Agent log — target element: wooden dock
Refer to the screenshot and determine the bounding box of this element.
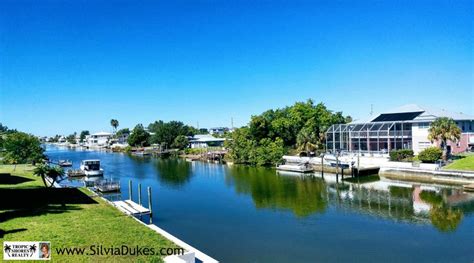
[113,200,151,216]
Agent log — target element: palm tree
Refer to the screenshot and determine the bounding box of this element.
[33,164,64,188]
[428,117,461,161]
[110,119,119,133]
[297,127,319,154]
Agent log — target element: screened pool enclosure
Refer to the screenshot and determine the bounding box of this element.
[325,121,413,154]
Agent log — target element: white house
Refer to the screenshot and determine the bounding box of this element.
[86,132,113,147]
[326,104,474,155]
[189,134,226,148]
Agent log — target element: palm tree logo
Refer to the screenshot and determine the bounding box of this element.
[29,244,37,256]
[4,244,11,257]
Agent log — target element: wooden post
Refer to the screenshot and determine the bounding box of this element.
[128,180,132,200]
[138,183,142,206]
[336,154,339,182]
[341,167,344,180]
[148,186,153,224]
[321,154,324,177]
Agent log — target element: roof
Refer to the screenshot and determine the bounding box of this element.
[352,104,474,124]
[91,131,113,136]
[190,134,225,143]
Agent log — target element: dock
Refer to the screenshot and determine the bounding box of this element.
[95,180,121,193]
[113,200,151,216]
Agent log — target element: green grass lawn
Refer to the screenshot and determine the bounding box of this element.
[443,155,474,171]
[0,165,178,262]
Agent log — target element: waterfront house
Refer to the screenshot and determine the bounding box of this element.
[325,104,474,155]
[189,134,226,148]
[86,131,113,147]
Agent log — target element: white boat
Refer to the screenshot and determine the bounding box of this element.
[58,159,73,167]
[276,163,314,173]
[80,159,104,177]
[324,154,354,168]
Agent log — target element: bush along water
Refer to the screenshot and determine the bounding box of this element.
[418,147,442,163]
[389,149,414,162]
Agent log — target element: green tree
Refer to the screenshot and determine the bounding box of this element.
[66,132,77,144]
[255,138,285,166]
[226,99,350,166]
[128,124,150,147]
[148,120,195,146]
[225,127,257,164]
[110,119,119,133]
[172,135,189,150]
[115,128,130,141]
[2,132,44,168]
[428,117,461,160]
[79,130,90,143]
[33,164,64,188]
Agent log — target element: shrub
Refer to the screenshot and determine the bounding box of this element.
[389,149,414,162]
[418,147,442,163]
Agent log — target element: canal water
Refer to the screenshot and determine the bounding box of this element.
[46,146,474,262]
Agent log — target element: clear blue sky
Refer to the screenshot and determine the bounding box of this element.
[1,0,472,136]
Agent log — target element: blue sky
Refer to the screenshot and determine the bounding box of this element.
[1,0,472,136]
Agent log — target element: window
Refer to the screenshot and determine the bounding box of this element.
[418,122,430,129]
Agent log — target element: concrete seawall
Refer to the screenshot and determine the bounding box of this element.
[380,168,474,185]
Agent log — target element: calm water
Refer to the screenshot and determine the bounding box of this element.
[46,146,474,262]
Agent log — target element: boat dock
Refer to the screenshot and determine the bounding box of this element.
[113,200,151,216]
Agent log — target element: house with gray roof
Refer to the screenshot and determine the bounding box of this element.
[326,104,474,155]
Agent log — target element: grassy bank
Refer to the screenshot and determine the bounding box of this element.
[0,165,177,262]
[444,155,474,171]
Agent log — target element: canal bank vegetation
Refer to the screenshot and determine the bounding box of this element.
[444,154,474,171]
[0,164,178,262]
[0,124,45,166]
[225,100,351,166]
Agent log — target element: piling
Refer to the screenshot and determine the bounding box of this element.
[138,183,142,206]
[148,187,153,224]
[320,154,324,178]
[128,180,132,200]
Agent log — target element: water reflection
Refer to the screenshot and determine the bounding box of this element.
[153,159,192,188]
[226,166,328,217]
[226,167,474,232]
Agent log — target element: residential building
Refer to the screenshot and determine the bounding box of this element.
[325,104,474,155]
[209,127,229,136]
[86,131,113,147]
[189,134,226,148]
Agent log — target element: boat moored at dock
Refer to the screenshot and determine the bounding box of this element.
[80,159,104,177]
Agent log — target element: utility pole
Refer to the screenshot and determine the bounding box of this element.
[370,104,374,116]
[231,117,234,129]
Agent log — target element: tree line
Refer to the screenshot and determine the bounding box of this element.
[225,99,351,166]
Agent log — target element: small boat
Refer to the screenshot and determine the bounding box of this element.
[132,151,151,156]
[58,160,73,167]
[277,163,313,173]
[67,169,86,177]
[324,154,354,168]
[80,159,104,177]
